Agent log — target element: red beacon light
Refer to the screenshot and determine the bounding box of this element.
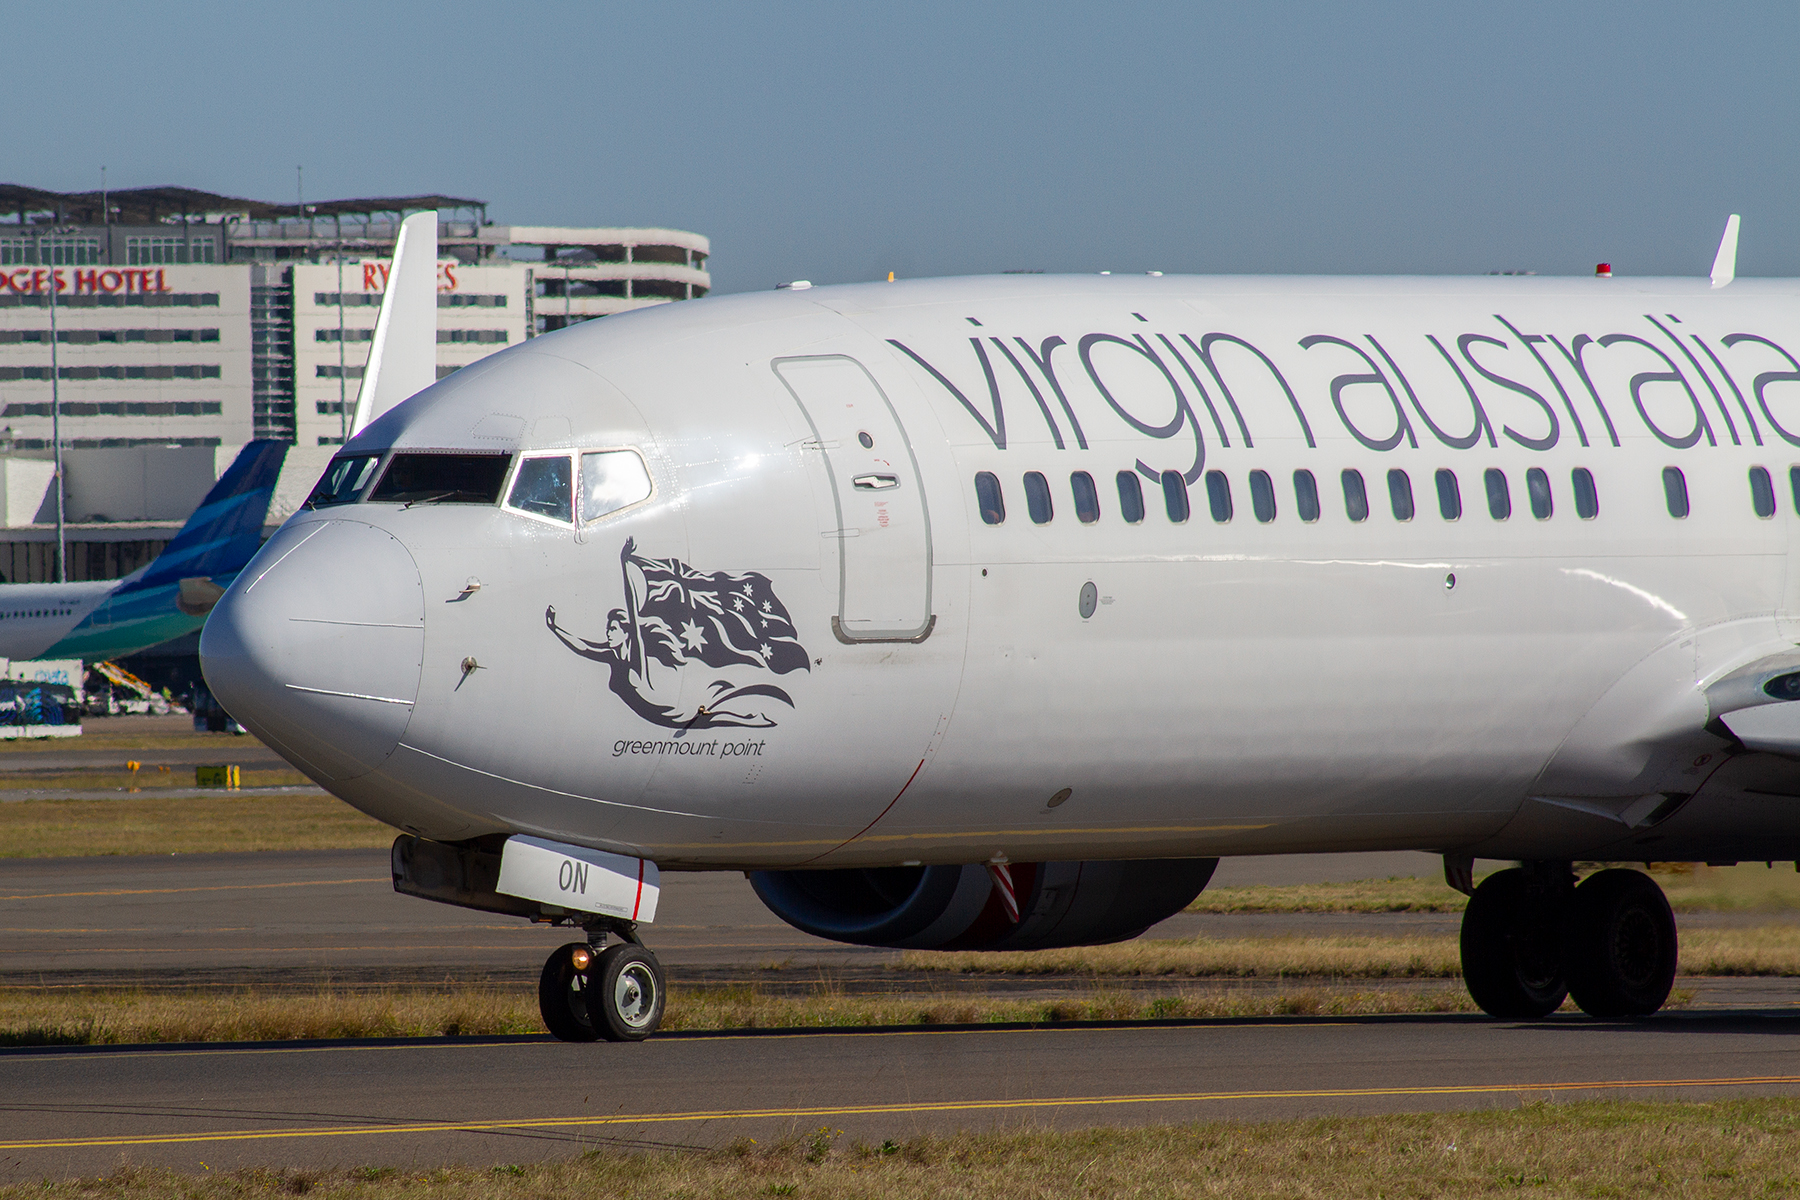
[1595,263,1613,277]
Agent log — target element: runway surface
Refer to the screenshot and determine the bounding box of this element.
[6,845,1800,1181]
[3,1011,1800,1178]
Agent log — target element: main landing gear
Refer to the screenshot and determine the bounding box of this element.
[538,920,667,1042]
[1460,863,1678,1020]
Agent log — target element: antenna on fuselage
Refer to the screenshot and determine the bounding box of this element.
[1710,214,1741,289]
[350,211,438,435]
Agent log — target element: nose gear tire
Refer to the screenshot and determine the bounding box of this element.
[539,942,602,1042]
[1460,868,1568,1019]
[1563,868,1677,1019]
[594,943,666,1042]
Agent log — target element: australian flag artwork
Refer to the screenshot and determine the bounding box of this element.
[547,538,811,733]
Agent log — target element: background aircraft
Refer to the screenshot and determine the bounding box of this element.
[0,439,288,664]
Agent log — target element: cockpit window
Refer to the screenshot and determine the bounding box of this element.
[580,450,653,523]
[305,454,381,509]
[507,455,574,522]
[368,453,512,505]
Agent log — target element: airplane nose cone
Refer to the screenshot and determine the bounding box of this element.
[201,519,424,783]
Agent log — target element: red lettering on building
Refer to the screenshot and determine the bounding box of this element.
[74,269,98,293]
[99,270,122,293]
[155,269,167,293]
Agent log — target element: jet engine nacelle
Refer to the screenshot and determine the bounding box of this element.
[749,858,1218,952]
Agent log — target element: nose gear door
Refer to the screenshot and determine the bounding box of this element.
[774,355,934,642]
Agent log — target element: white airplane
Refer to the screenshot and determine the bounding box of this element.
[202,218,1800,1041]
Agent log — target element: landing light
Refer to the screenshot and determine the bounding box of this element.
[570,946,593,971]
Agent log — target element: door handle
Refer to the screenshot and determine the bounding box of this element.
[852,474,899,490]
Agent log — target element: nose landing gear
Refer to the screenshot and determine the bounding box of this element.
[1459,863,1677,1020]
[539,923,667,1042]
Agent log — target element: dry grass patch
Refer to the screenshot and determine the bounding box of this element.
[906,927,1800,979]
[0,982,1479,1046]
[1192,863,1800,914]
[8,1100,1800,1197]
[0,793,392,858]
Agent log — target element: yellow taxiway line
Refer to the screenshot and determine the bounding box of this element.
[4,1074,1798,1151]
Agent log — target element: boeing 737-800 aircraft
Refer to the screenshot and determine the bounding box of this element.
[0,440,286,663]
[202,239,1800,1041]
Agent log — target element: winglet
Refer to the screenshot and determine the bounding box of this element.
[350,211,438,434]
[1710,214,1740,289]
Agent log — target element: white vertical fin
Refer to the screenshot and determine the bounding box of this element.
[350,212,438,435]
[1710,214,1740,289]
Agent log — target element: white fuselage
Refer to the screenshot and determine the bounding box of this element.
[201,274,1800,870]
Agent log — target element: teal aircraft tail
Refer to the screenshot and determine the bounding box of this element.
[45,441,290,660]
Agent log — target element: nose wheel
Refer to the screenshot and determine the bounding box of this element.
[539,939,667,1042]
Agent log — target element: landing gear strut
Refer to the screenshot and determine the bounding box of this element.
[1459,863,1677,1020]
[538,922,666,1042]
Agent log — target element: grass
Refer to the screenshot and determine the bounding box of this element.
[1192,863,1800,914]
[905,926,1800,979]
[0,792,393,857]
[9,1100,1800,1197]
[0,767,313,791]
[0,982,1482,1046]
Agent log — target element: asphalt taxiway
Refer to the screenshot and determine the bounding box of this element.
[6,847,1800,1180]
[3,1010,1800,1178]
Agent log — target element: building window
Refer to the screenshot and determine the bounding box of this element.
[1663,466,1689,519]
[0,237,101,265]
[1435,469,1461,520]
[1750,467,1776,518]
[316,328,375,342]
[1387,469,1414,521]
[438,329,509,344]
[1293,470,1320,522]
[1573,468,1599,519]
[126,236,215,265]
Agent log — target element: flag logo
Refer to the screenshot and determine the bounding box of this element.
[547,538,810,734]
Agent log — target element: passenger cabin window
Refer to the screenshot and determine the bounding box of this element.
[1116,471,1145,524]
[507,454,574,523]
[1205,470,1232,522]
[1663,466,1689,518]
[306,453,380,508]
[1341,469,1368,523]
[1435,469,1461,520]
[1750,467,1777,519]
[1161,470,1189,523]
[1387,469,1414,521]
[369,452,511,505]
[1572,468,1599,519]
[1249,469,1277,523]
[1293,470,1320,522]
[580,450,653,524]
[1484,468,1511,520]
[1526,467,1553,520]
[1790,467,1800,516]
[974,472,1005,525]
[1023,471,1053,524]
[1070,471,1101,524]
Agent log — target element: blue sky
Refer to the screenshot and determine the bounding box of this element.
[13,2,1797,291]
